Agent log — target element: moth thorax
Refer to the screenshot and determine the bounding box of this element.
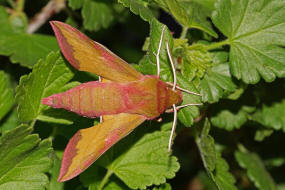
[166,88,183,108]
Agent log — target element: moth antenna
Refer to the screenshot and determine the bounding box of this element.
[176,103,203,110]
[156,26,166,77]
[166,42,177,90]
[166,82,202,96]
[168,104,177,152]
[99,76,103,123]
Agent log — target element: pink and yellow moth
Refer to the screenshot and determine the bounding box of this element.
[42,21,201,182]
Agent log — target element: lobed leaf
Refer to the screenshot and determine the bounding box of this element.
[179,1,217,37]
[96,122,180,189]
[212,0,285,84]
[118,0,154,22]
[15,51,74,123]
[211,103,255,131]
[177,74,201,127]
[214,153,237,190]
[0,109,20,133]
[196,119,237,190]
[200,63,236,103]
[196,119,216,172]
[0,125,52,189]
[148,19,173,81]
[0,7,59,68]
[82,0,114,31]
[0,71,14,121]
[235,150,276,190]
[252,99,285,132]
[46,153,64,190]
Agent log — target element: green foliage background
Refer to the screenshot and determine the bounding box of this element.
[0,0,285,189]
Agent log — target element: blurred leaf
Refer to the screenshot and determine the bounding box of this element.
[96,122,180,189]
[214,153,237,190]
[211,104,255,131]
[15,52,74,123]
[0,7,59,68]
[212,0,285,84]
[82,0,114,31]
[254,128,274,142]
[196,120,237,190]
[118,0,154,22]
[252,99,285,132]
[47,153,64,190]
[196,119,216,172]
[68,0,83,9]
[235,150,276,190]
[0,109,19,133]
[0,125,52,189]
[0,71,14,120]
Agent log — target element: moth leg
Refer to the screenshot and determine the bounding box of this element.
[166,82,202,96]
[156,26,166,77]
[168,104,177,152]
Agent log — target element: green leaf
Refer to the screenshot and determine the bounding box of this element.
[80,165,129,190]
[15,51,74,123]
[165,0,188,26]
[235,150,276,190]
[0,71,14,121]
[211,104,255,131]
[46,153,64,190]
[82,0,114,31]
[196,119,216,172]
[153,183,172,190]
[254,128,274,142]
[118,0,154,22]
[0,109,20,133]
[180,1,217,37]
[212,0,285,84]
[97,122,180,189]
[0,125,52,189]
[196,119,237,190]
[148,19,173,81]
[177,74,201,127]
[214,153,237,190]
[68,0,83,10]
[0,7,59,68]
[200,63,237,103]
[252,99,285,132]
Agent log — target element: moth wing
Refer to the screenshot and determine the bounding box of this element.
[50,21,143,82]
[58,113,146,182]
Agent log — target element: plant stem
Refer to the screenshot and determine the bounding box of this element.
[179,26,189,39]
[15,0,25,12]
[30,119,37,128]
[205,39,230,50]
[98,169,113,190]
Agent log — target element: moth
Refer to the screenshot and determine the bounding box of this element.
[42,21,201,182]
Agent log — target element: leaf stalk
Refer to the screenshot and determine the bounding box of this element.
[98,169,113,190]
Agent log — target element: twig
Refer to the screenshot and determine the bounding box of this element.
[27,0,66,33]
